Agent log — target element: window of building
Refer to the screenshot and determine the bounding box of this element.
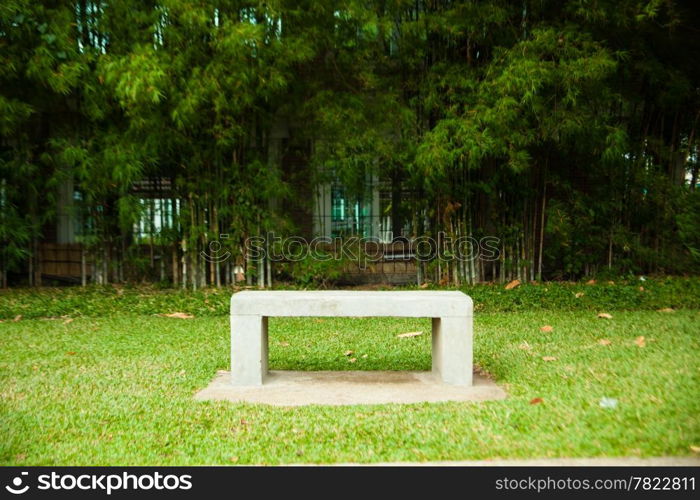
[330,184,372,238]
[133,198,179,241]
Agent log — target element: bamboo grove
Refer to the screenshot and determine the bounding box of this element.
[1,0,699,288]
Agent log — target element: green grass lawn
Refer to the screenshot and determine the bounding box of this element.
[1,308,699,465]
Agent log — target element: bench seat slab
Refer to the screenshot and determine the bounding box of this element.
[230,291,473,386]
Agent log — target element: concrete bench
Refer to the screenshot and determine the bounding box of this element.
[230,291,473,386]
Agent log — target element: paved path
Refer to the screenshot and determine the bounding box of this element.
[197,370,504,406]
[337,457,700,466]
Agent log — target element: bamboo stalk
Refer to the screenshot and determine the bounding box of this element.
[537,182,546,281]
[81,245,87,286]
[181,239,187,290]
[172,244,178,286]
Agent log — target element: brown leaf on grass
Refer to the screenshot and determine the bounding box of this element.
[397,331,423,338]
[518,342,532,351]
[542,356,557,362]
[504,279,521,290]
[597,313,613,319]
[230,456,239,463]
[657,308,675,313]
[162,312,194,319]
[348,357,357,363]
[63,318,74,324]
[575,292,585,298]
[586,279,596,285]
[634,336,646,348]
[540,325,553,333]
[279,341,290,347]
[598,339,612,346]
[66,351,76,356]
[13,315,22,322]
[420,282,429,289]
[343,350,354,356]
[529,397,544,405]
[639,286,645,291]
[690,446,700,454]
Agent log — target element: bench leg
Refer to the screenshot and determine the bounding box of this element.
[231,315,268,386]
[432,316,472,386]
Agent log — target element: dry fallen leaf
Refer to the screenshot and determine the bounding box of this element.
[657,308,675,313]
[635,336,646,348]
[343,350,354,356]
[13,315,22,322]
[162,312,194,319]
[586,279,596,285]
[348,357,357,363]
[690,445,700,454]
[361,354,368,359]
[639,286,645,291]
[575,292,585,298]
[542,356,557,362]
[530,397,544,405]
[598,313,613,319]
[540,325,553,333]
[63,318,74,324]
[279,341,290,347]
[420,282,429,289]
[518,342,532,351]
[230,456,239,463]
[505,279,521,290]
[66,351,76,356]
[598,339,612,346]
[397,331,423,338]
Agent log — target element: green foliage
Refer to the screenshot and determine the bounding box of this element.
[461,277,700,313]
[0,185,31,274]
[281,251,346,287]
[1,277,698,319]
[677,191,700,263]
[1,0,698,286]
